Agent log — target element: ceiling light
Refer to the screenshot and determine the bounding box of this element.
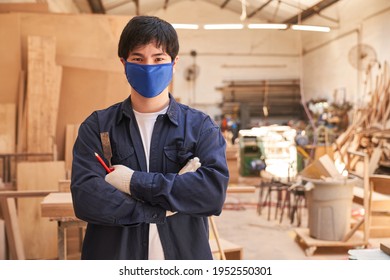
[248,23,288,30]
[171,24,199,30]
[203,24,244,30]
[291,25,331,32]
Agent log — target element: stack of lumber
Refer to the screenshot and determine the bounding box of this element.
[333,61,390,175]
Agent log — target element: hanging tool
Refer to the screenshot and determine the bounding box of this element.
[100,132,113,168]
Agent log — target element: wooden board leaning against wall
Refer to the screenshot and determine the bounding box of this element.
[19,12,131,162]
[17,161,65,260]
[0,12,138,259]
[0,12,132,162]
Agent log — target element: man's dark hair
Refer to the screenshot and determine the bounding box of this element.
[118,16,179,61]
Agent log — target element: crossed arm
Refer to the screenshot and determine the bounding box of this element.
[105,157,201,195]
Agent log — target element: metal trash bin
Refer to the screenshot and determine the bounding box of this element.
[303,176,358,241]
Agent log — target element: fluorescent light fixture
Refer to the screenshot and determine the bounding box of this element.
[171,24,199,30]
[248,23,288,30]
[203,24,244,30]
[291,25,331,32]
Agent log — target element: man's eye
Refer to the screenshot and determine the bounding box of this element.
[131,58,142,62]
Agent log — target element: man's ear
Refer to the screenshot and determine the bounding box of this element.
[173,56,179,74]
[120,57,126,66]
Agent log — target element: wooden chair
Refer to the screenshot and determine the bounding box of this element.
[367,175,390,238]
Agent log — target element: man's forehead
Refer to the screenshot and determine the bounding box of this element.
[131,41,167,53]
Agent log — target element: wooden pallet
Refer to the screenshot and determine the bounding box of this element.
[294,228,368,256]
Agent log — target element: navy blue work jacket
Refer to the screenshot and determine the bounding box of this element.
[71,95,229,260]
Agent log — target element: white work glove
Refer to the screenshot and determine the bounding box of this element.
[178,157,201,175]
[105,164,134,195]
[167,157,201,217]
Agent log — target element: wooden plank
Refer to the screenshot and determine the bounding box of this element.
[380,242,390,256]
[0,104,16,154]
[17,161,65,259]
[369,147,383,175]
[294,228,367,256]
[0,190,56,198]
[0,197,25,259]
[0,13,21,104]
[0,219,5,259]
[342,218,364,242]
[210,238,243,260]
[299,154,342,180]
[41,192,75,218]
[26,36,62,157]
[227,186,256,193]
[370,174,390,195]
[58,179,71,192]
[16,70,27,154]
[353,186,390,206]
[209,216,226,260]
[0,3,49,13]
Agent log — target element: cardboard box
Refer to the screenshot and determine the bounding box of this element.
[299,154,341,180]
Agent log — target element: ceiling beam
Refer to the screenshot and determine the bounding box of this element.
[283,0,340,24]
[87,0,105,13]
[247,0,273,19]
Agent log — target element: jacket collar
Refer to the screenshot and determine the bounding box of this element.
[117,93,179,126]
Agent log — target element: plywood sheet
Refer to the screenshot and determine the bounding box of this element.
[0,219,5,259]
[26,36,62,155]
[17,13,130,160]
[0,104,16,154]
[56,68,128,161]
[17,161,65,259]
[0,14,21,104]
[0,3,48,13]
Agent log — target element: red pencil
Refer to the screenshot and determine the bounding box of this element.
[94,152,114,173]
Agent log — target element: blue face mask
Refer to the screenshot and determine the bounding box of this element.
[124,61,174,98]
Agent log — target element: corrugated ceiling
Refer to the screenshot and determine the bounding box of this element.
[75,0,339,24]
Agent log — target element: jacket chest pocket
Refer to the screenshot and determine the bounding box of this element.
[163,144,195,173]
[111,146,135,167]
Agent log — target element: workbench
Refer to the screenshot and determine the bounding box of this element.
[40,192,86,260]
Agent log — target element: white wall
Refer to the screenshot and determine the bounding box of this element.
[150,0,390,120]
[154,1,302,118]
[301,0,390,107]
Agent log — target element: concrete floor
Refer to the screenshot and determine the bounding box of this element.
[213,185,390,260]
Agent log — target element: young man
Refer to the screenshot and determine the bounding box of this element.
[71,15,229,260]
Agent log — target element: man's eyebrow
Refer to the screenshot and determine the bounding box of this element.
[152,52,167,56]
[128,52,144,57]
[128,52,167,57]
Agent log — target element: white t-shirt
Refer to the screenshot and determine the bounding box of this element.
[133,106,168,260]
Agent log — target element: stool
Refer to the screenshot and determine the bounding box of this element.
[279,186,292,224]
[288,185,306,226]
[259,180,291,222]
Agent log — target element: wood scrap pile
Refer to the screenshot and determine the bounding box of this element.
[333,61,390,175]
